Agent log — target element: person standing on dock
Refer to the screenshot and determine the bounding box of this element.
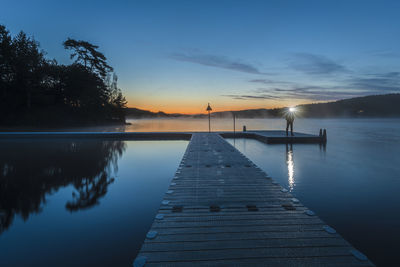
[285,107,296,136]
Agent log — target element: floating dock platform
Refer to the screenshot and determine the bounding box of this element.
[134,133,372,266]
[0,130,325,144]
[221,130,325,144]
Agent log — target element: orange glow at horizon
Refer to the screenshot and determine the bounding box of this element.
[126,96,320,114]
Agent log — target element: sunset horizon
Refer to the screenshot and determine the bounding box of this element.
[128,98,328,114]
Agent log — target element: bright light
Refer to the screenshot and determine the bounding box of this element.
[289,107,296,112]
[287,149,294,191]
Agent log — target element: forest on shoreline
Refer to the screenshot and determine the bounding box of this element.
[0,25,127,127]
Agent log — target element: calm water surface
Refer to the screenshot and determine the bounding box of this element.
[0,140,187,266]
[1,118,399,266]
[227,118,400,266]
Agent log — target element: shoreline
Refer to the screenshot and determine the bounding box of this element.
[0,121,131,132]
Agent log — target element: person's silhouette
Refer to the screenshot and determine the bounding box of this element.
[285,110,295,136]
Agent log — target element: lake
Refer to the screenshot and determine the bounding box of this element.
[1,117,399,266]
[0,139,188,266]
[226,118,400,266]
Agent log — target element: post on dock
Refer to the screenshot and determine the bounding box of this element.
[322,129,327,143]
[233,112,236,137]
[206,103,212,133]
[243,125,247,132]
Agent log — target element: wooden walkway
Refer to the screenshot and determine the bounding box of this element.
[0,130,324,144]
[134,133,372,266]
[221,130,325,144]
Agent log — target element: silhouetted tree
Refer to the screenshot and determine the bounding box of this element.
[0,25,14,119]
[63,38,113,79]
[0,27,48,124]
[12,31,46,109]
[108,73,127,122]
[0,24,127,126]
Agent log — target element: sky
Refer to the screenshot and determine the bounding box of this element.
[1,0,400,113]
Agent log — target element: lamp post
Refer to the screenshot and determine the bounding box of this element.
[206,103,212,133]
[233,112,236,136]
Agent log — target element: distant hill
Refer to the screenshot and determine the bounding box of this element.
[213,94,400,118]
[297,94,400,118]
[125,108,188,118]
[127,94,400,119]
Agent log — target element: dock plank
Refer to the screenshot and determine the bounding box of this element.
[144,256,371,267]
[140,237,350,252]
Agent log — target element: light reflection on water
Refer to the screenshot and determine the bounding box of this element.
[226,117,400,266]
[286,144,295,191]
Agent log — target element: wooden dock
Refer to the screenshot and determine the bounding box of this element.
[0,130,324,144]
[134,133,372,266]
[221,130,325,144]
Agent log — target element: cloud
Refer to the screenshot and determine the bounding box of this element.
[379,72,400,78]
[171,52,266,74]
[238,86,357,101]
[224,74,400,102]
[221,94,281,100]
[260,86,360,100]
[368,50,400,58]
[249,79,293,85]
[348,72,400,92]
[289,53,348,75]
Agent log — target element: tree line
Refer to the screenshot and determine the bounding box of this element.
[0,25,127,126]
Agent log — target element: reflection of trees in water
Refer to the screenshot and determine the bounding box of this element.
[0,140,126,234]
[66,172,115,212]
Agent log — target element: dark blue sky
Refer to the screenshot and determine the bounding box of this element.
[2,0,400,112]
